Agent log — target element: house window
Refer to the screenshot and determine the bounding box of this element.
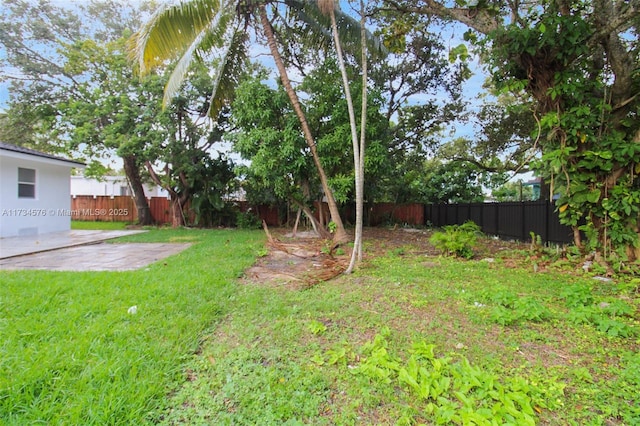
[119,186,130,196]
[18,167,36,198]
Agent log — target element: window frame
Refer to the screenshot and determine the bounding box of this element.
[17,167,36,199]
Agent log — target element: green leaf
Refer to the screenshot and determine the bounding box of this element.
[586,190,601,203]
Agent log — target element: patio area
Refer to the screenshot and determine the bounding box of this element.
[0,230,191,271]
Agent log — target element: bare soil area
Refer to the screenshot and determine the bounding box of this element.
[243,227,528,288]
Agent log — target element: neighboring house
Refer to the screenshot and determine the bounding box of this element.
[0,142,85,238]
[70,175,168,198]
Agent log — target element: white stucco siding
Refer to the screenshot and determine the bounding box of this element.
[0,151,78,238]
[70,175,129,196]
[70,176,169,198]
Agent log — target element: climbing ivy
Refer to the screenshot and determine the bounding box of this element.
[483,0,640,263]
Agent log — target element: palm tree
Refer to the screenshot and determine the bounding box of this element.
[129,0,366,244]
[318,0,369,271]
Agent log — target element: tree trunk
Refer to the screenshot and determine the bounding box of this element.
[122,154,153,225]
[170,193,189,228]
[171,197,183,228]
[292,200,332,239]
[258,4,349,246]
[324,2,365,272]
[356,0,368,264]
[144,160,190,228]
[292,207,302,237]
[321,0,368,272]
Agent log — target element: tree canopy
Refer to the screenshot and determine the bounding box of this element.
[0,0,237,226]
[380,0,640,262]
[3,0,638,262]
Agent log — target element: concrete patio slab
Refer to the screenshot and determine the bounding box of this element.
[0,242,192,271]
[0,230,146,259]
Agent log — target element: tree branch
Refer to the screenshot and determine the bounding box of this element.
[145,160,177,198]
[449,156,527,174]
[380,0,499,34]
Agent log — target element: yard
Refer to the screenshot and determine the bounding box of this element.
[1,226,638,425]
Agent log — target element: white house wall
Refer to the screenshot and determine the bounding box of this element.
[0,154,75,238]
[70,176,169,198]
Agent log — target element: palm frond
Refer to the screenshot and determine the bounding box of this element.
[284,0,386,59]
[162,5,239,108]
[129,0,237,74]
[162,26,211,108]
[206,29,249,118]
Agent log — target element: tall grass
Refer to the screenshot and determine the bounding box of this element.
[0,228,263,425]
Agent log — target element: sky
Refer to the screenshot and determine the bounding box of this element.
[0,0,493,170]
[0,89,7,111]
[0,48,8,111]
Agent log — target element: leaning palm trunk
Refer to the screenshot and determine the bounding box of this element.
[130,0,361,245]
[258,4,349,245]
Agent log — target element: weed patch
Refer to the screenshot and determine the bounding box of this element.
[313,328,565,425]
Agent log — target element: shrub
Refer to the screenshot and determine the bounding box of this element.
[236,210,262,229]
[430,221,481,259]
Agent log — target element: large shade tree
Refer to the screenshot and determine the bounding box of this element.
[381,0,640,263]
[141,62,236,228]
[0,0,160,225]
[129,0,375,245]
[61,35,166,225]
[232,61,391,235]
[231,73,332,237]
[2,0,239,227]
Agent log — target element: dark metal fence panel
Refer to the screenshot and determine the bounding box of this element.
[424,201,576,245]
[523,201,548,242]
[546,203,575,244]
[436,204,447,226]
[497,202,525,240]
[457,204,471,224]
[482,203,499,235]
[469,203,484,228]
[446,205,458,226]
[426,204,444,227]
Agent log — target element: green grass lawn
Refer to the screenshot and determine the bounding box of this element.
[1,229,639,425]
[0,228,264,425]
[71,220,130,230]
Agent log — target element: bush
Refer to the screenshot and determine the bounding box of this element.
[236,210,262,229]
[430,221,481,259]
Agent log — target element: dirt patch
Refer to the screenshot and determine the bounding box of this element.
[242,232,348,289]
[242,227,528,288]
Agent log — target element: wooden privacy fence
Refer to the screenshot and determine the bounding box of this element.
[339,203,425,226]
[71,196,184,224]
[70,196,281,226]
[424,201,575,244]
[368,203,424,226]
[71,195,137,222]
[70,196,573,244]
[70,196,424,227]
